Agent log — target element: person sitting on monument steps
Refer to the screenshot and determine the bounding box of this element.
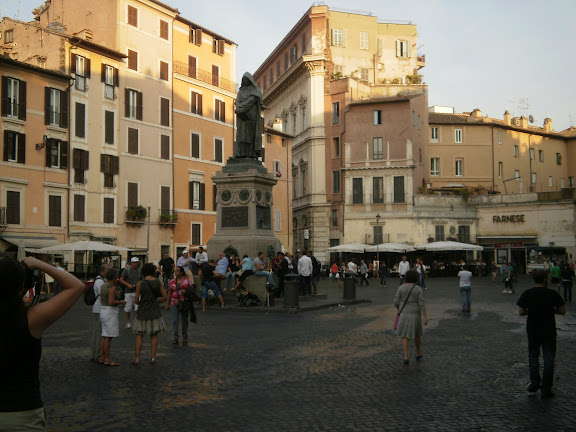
[199,259,225,311]
[234,72,262,158]
[213,251,229,283]
[234,255,253,291]
[253,252,275,290]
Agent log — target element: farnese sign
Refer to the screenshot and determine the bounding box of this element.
[493,215,525,223]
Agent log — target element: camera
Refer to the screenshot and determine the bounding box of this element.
[23,262,43,305]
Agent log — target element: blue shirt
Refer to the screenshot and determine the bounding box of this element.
[215,257,229,275]
[241,257,253,271]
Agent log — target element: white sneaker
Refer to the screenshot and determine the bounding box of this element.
[125,323,132,329]
[501,290,508,293]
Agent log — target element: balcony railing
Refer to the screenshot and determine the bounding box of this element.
[125,206,147,225]
[173,61,238,93]
[158,209,178,226]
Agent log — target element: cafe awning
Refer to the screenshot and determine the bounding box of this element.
[0,234,60,251]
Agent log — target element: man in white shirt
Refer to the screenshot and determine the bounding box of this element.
[298,251,313,295]
[195,247,208,265]
[90,264,109,363]
[398,256,410,285]
[347,259,357,274]
[177,250,195,279]
[458,265,473,312]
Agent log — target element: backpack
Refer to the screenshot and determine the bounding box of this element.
[84,276,103,305]
[312,257,321,276]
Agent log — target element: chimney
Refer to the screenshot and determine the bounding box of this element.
[272,117,282,132]
[503,110,511,125]
[520,115,528,129]
[470,108,482,118]
[543,118,552,132]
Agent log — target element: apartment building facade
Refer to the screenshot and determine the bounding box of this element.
[253,5,426,261]
[428,108,576,194]
[0,56,70,256]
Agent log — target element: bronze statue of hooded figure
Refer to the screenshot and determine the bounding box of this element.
[234,72,263,159]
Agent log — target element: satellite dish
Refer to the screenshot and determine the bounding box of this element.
[528,115,534,123]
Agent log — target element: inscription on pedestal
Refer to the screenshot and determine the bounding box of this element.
[256,206,271,230]
[222,206,249,228]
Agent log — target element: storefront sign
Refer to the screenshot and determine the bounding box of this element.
[494,243,524,248]
[492,215,525,223]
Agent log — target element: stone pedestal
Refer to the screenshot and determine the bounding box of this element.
[206,158,282,260]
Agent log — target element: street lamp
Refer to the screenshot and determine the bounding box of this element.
[375,213,381,273]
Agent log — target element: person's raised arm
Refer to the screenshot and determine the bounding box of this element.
[158,280,167,303]
[24,257,85,338]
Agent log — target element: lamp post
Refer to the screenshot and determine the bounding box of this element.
[375,213,381,272]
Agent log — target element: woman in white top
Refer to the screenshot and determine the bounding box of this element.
[457,265,473,312]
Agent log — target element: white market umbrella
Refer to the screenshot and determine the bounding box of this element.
[35,240,132,254]
[326,242,370,253]
[414,241,483,251]
[365,242,415,253]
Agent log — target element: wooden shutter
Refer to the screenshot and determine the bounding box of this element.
[198,93,203,116]
[49,195,61,226]
[103,197,114,223]
[136,91,143,120]
[393,176,405,203]
[112,156,119,174]
[212,65,219,86]
[160,20,168,39]
[160,61,168,81]
[215,138,222,162]
[189,28,194,43]
[85,58,91,78]
[75,103,85,138]
[60,90,68,128]
[191,133,199,158]
[105,111,114,144]
[127,182,138,208]
[128,50,137,70]
[191,224,200,245]
[190,91,196,114]
[160,98,169,126]
[124,88,130,117]
[73,148,82,169]
[74,194,85,222]
[396,40,401,57]
[218,39,225,56]
[100,154,106,173]
[113,68,119,87]
[17,133,25,164]
[3,131,9,161]
[1,76,8,117]
[160,135,170,160]
[83,149,89,170]
[44,87,51,124]
[18,80,26,120]
[199,183,205,210]
[45,140,52,167]
[101,64,106,82]
[60,141,68,169]
[161,186,170,211]
[195,29,202,46]
[188,56,196,79]
[221,101,225,123]
[128,128,138,154]
[70,53,77,73]
[188,181,194,210]
[6,191,20,224]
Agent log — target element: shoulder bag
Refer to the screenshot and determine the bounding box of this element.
[394,284,417,330]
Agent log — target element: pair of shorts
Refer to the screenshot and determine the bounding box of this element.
[123,293,139,312]
[201,281,221,298]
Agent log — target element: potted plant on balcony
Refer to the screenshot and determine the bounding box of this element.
[133,205,147,222]
[171,213,179,222]
[160,212,171,223]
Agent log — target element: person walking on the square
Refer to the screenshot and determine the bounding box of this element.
[89,264,109,363]
[379,261,388,287]
[517,270,566,398]
[457,265,473,312]
[330,262,339,283]
[561,264,574,302]
[298,251,313,295]
[398,256,410,285]
[308,251,321,294]
[119,257,142,329]
[359,260,369,286]
[550,261,562,292]
[166,266,192,345]
[158,252,175,290]
[100,268,126,366]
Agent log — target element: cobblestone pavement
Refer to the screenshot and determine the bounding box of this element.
[40,275,576,431]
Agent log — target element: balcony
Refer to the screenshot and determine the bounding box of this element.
[173,61,238,93]
[158,209,178,227]
[125,206,147,225]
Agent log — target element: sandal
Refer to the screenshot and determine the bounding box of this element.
[150,358,156,365]
[104,361,120,367]
[131,359,140,366]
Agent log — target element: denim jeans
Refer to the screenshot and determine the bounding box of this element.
[528,333,557,391]
[563,280,572,302]
[225,271,237,289]
[299,275,311,295]
[380,273,387,286]
[254,270,275,287]
[170,304,188,342]
[419,273,426,289]
[459,286,471,311]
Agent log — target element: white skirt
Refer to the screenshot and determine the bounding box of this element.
[100,306,120,338]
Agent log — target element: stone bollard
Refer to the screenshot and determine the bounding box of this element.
[283,273,299,308]
[343,271,357,300]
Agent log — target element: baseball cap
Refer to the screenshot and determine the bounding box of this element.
[131,257,139,263]
[182,250,188,254]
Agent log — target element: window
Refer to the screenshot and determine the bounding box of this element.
[128,128,138,154]
[190,91,202,115]
[46,139,68,169]
[455,159,463,176]
[514,145,519,157]
[430,158,440,176]
[214,99,225,122]
[284,52,288,71]
[454,128,462,143]
[435,225,445,241]
[6,190,20,224]
[532,173,537,184]
[160,97,170,126]
[160,20,169,40]
[412,110,416,126]
[191,223,201,245]
[373,177,384,203]
[373,137,383,160]
[498,130,502,144]
[127,5,138,26]
[333,137,340,156]
[352,178,363,204]
[290,44,297,64]
[515,170,520,178]
[529,148,534,160]
[2,76,26,120]
[556,153,562,165]
[302,33,306,54]
[160,61,169,81]
[3,130,25,163]
[275,209,282,232]
[160,135,170,160]
[373,110,382,125]
[396,40,409,57]
[105,111,114,144]
[431,127,438,143]
[418,115,421,130]
[103,197,115,223]
[561,178,565,188]
[498,162,503,179]
[458,226,470,243]
[213,39,225,56]
[48,195,61,227]
[276,61,280,78]
[127,50,138,71]
[75,103,85,138]
[331,29,346,47]
[548,176,553,187]
[569,177,575,188]
[360,31,369,50]
[269,69,273,84]
[127,182,139,209]
[102,65,118,100]
[100,154,119,188]
[189,181,205,210]
[374,225,383,244]
[359,67,368,81]
[187,56,197,79]
[189,28,202,46]
[393,176,405,203]
[301,107,306,130]
[263,77,267,91]
[73,194,85,222]
[301,168,306,195]
[331,210,338,227]
[539,150,544,162]
[73,148,89,183]
[292,112,297,135]
[191,132,200,158]
[4,29,14,43]
[161,186,170,212]
[332,102,339,124]
[332,171,340,193]
[214,138,223,163]
[125,89,142,120]
[71,54,90,91]
[45,87,67,128]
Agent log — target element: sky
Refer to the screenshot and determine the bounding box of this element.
[3,0,575,131]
